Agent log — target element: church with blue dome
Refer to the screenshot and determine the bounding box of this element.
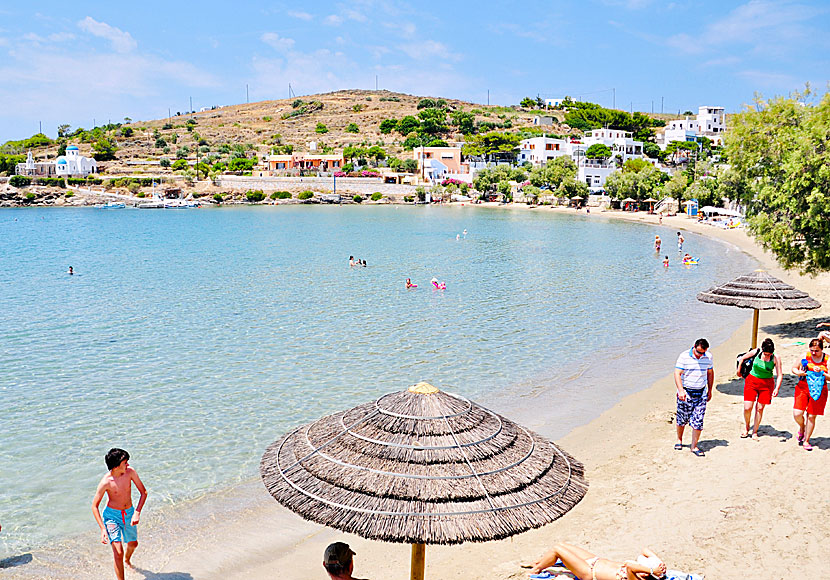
[16,145,98,178]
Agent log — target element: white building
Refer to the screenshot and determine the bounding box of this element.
[55,146,98,177]
[15,151,57,177]
[581,129,643,162]
[518,137,570,165]
[544,98,565,108]
[697,106,726,135]
[660,118,700,148]
[658,106,727,149]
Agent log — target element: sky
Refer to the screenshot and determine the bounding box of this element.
[1,0,828,142]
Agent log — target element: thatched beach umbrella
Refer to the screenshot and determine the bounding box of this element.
[697,270,821,348]
[261,382,587,580]
[644,197,658,213]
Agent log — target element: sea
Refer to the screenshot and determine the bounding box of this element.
[0,205,757,559]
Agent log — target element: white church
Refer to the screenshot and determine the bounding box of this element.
[16,145,98,178]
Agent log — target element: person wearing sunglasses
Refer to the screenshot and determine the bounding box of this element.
[674,338,714,456]
[792,338,829,451]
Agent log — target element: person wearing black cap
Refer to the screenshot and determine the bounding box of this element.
[323,542,366,580]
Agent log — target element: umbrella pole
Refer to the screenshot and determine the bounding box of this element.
[751,309,759,349]
[410,543,426,580]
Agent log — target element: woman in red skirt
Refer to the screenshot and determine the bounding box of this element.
[792,338,830,451]
[737,338,782,440]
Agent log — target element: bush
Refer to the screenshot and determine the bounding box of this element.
[403,196,413,203]
[352,104,365,113]
[246,189,265,202]
[65,191,74,198]
[342,163,354,173]
[159,157,171,168]
[136,192,146,198]
[127,183,141,194]
[272,191,292,199]
[155,137,166,148]
[315,122,329,134]
[263,116,272,122]
[371,192,382,201]
[345,123,359,133]
[353,195,363,203]
[9,175,31,187]
[417,98,436,109]
[162,122,173,130]
[176,146,190,159]
[25,192,36,201]
[297,190,314,200]
[292,99,304,109]
[172,159,188,171]
[213,193,224,203]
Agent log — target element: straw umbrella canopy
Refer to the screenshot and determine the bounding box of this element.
[643,197,658,212]
[697,270,821,348]
[261,382,587,580]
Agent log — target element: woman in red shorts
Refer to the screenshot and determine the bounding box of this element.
[792,338,830,451]
[737,338,782,440]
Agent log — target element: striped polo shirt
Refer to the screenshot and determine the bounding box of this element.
[676,348,713,391]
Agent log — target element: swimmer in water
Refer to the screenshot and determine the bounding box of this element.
[406,278,417,289]
[654,235,661,252]
[431,277,446,290]
[663,256,669,267]
[68,266,74,275]
[349,256,356,267]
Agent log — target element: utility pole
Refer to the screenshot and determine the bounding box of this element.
[612,88,615,109]
[375,75,378,90]
[168,108,171,123]
[651,100,654,114]
[661,97,664,115]
[246,84,249,103]
[487,89,489,106]
[630,102,633,115]
[189,97,193,119]
[39,121,42,135]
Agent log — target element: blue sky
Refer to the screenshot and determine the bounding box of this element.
[1,0,828,142]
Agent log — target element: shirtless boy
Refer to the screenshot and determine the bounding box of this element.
[92,448,148,580]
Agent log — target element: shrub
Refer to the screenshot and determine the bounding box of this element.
[345,123,359,133]
[172,159,188,171]
[379,118,398,134]
[155,137,166,148]
[136,192,146,198]
[127,183,141,194]
[342,163,354,173]
[273,191,292,199]
[213,193,224,203]
[371,192,382,201]
[353,195,363,203]
[176,146,190,159]
[315,122,329,134]
[159,157,171,168]
[246,189,265,202]
[352,104,365,113]
[263,116,272,122]
[417,98,436,109]
[297,190,314,200]
[292,99,304,109]
[403,196,413,203]
[65,191,74,198]
[9,175,31,187]
[162,122,173,130]
[25,192,36,201]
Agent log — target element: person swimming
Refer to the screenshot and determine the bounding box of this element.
[431,277,446,290]
[654,235,661,252]
[68,266,74,275]
[663,256,669,267]
[406,278,417,289]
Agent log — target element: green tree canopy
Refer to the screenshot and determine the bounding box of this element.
[585,144,612,160]
[725,90,830,271]
[528,156,577,189]
[604,165,668,200]
[379,118,398,134]
[397,115,420,135]
[92,137,118,161]
[461,131,520,160]
[417,108,447,135]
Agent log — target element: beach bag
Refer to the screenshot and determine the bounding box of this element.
[736,350,756,378]
[806,370,825,401]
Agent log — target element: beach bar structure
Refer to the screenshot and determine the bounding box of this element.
[261,382,587,580]
[697,270,821,348]
[264,153,344,172]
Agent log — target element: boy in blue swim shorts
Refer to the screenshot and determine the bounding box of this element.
[92,448,148,580]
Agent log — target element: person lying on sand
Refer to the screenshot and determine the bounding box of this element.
[528,542,667,580]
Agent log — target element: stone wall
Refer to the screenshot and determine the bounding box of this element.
[215,176,418,197]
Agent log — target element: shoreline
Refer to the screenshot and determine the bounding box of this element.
[4,209,828,580]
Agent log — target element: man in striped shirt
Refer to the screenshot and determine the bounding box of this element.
[674,338,714,456]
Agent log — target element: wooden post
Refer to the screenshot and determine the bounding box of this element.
[410,543,426,580]
[751,309,759,349]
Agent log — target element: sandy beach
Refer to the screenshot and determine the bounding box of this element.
[4,209,828,580]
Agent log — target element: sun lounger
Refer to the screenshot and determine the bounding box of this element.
[666,570,704,580]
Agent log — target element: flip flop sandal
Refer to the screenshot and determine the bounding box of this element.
[740,432,750,439]
[691,448,705,457]
[674,443,683,450]
[803,443,814,451]
[797,430,805,444]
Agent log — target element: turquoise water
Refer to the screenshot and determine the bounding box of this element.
[0,206,755,557]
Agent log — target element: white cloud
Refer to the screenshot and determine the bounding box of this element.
[261,32,295,52]
[399,40,455,61]
[325,14,343,26]
[287,10,313,21]
[22,32,75,44]
[77,17,136,53]
[737,69,799,89]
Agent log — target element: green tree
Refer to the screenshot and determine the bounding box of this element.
[379,118,398,134]
[585,144,612,160]
[417,98,436,109]
[725,89,830,271]
[461,131,520,161]
[557,177,589,199]
[528,156,577,189]
[450,110,475,134]
[57,124,71,138]
[520,97,537,108]
[366,145,386,165]
[345,123,359,133]
[172,159,188,171]
[92,137,118,161]
[159,157,171,168]
[604,165,668,200]
[664,141,698,165]
[417,108,447,135]
[396,115,420,135]
[315,122,328,134]
[622,158,651,173]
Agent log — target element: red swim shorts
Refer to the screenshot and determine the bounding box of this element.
[794,381,828,416]
[744,374,774,405]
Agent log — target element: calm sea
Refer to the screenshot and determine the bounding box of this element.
[0,206,756,557]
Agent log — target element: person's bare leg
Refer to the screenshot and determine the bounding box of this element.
[676,424,685,446]
[804,414,818,448]
[752,403,766,439]
[111,542,125,580]
[691,428,702,452]
[124,541,138,569]
[742,401,753,436]
[531,544,593,578]
[793,409,806,443]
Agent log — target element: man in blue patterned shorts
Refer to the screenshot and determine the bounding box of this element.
[674,338,714,456]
